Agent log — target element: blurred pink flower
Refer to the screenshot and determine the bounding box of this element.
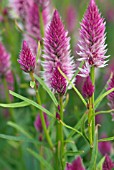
[82,76,94,98]
[34,112,49,132]
[0,42,11,77]
[98,134,112,156]
[66,156,85,170]
[103,155,114,170]
[65,5,77,33]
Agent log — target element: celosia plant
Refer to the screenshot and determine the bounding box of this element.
[0,0,114,170]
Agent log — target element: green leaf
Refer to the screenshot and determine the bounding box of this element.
[9,90,55,118]
[0,134,41,144]
[27,148,53,170]
[97,157,105,170]
[66,61,84,90]
[0,101,30,108]
[67,113,87,139]
[58,67,87,106]
[95,88,114,109]
[98,136,114,142]
[7,121,32,138]
[60,120,84,138]
[30,81,35,88]
[88,127,98,170]
[64,150,84,157]
[34,74,58,106]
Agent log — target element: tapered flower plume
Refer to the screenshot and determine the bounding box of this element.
[34,0,50,9]
[107,73,114,119]
[43,10,74,95]
[82,76,94,98]
[34,112,49,132]
[77,0,109,77]
[13,0,33,20]
[24,2,50,54]
[103,155,114,170]
[25,3,41,41]
[18,40,36,72]
[107,74,114,105]
[66,156,85,170]
[0,42,11,77]
[65,5,77,33]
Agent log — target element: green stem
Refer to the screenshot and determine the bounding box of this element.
[29,72,54,151]
[2,77,15,121]
[56,95,64,170]
[88,67,95,147]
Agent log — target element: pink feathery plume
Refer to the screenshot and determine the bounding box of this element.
[77,0,109,77]
[43,10,74,95]
[18,40,36,73]
[13,0,33,20]
[0,42,11,77]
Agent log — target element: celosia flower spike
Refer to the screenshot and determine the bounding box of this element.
[103,155,114,170]
[66,156,85,170]
[82,76,94,98]
[0,42,11,77]
[34,112,49,132]
[77,0,109,77]
[18,40,36,73]
[43,10,74,95]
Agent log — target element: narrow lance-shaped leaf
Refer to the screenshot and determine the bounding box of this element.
[0,101,30,108]
[9,90,55,118]
[58,67,87,106]
[27,148,53,170]
[95,88,114,108]
[34,74,58,106]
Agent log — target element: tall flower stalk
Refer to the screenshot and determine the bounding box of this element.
[18,40,54,151]
[43,10,74,169]
[77,0,108,152]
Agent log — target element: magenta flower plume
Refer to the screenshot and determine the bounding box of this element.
[107,74,114,105]
[107,73,114,120]
[77,0,109,77]
[43,10,74,95]
[66,156,85,170]
[82,76,94,98]
[34,112,49,132]
[25,3,41,41]
[34,0,50,9]
[13,0,33,20]
[103,155,114,170]
[66,5,77,33]
[98,134,112,156]
[0,42,11,77]
[18,40,36,72]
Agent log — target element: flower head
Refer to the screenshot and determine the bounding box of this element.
[43,10,74,95]
[0,42,11,77]
[82,76,94,98]
[103,155,114,170]
[18,40,36,72]
[65,5,77,33]
[66,156,85,170]
[107,74,114,104]
[34,112,49,132]
[77,0,109,77]
[13,0,33,20]
[98,134,112,156]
